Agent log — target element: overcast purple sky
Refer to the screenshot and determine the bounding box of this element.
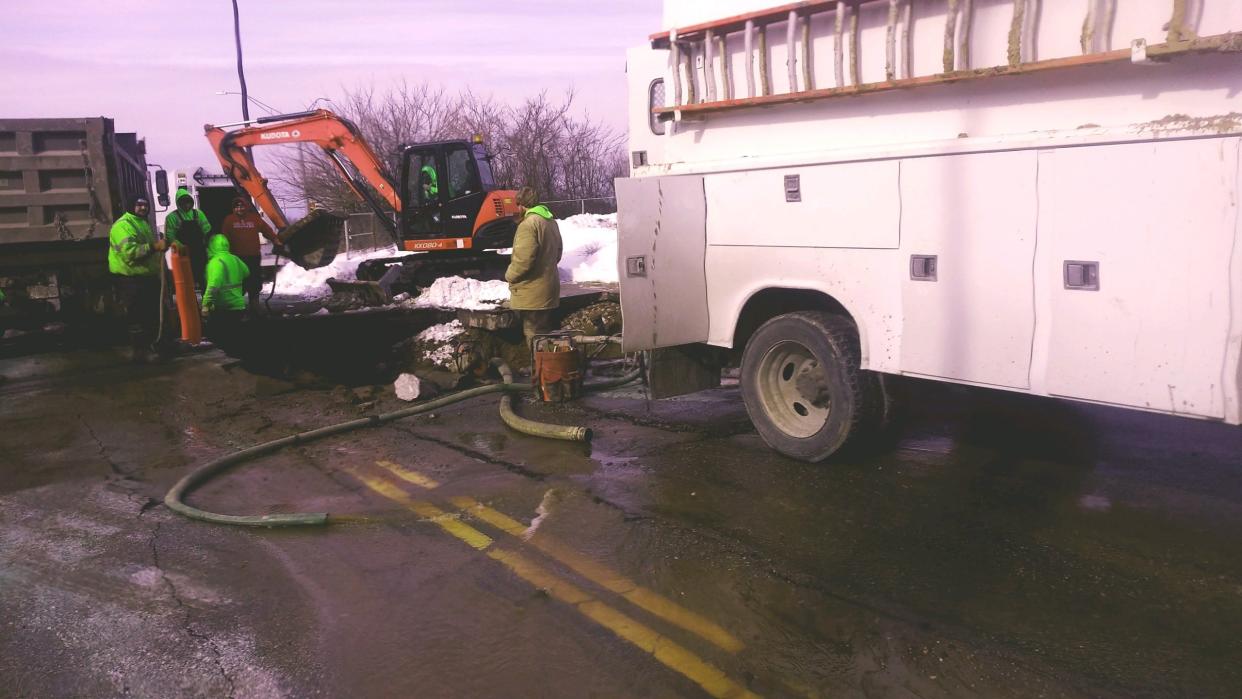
[3,1,661,171]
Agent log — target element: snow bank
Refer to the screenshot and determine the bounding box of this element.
[415,320,464,343]
[274,246,413,298]
[412,276,510,310]
[557,213,618,284]
[414,320,466,367]
[275,212,619,303]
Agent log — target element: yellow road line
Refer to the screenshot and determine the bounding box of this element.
[450,495,745,654]
[347,468,760,699]
[348,468,491,550]
[375,459,441,489]
[489,548,761,699]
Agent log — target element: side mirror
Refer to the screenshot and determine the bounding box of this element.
[154,170,170,208]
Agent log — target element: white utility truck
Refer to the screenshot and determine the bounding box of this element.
[617,0,1242,461]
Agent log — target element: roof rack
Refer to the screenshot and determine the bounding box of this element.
[650,1,1242,119]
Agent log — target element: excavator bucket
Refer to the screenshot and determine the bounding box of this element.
[280,209,346,269]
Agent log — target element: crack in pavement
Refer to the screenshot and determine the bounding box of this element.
[388,426,548,481]
[384,424,656,520]
[79,413,135,480]
[570,401,755,438]
[137,495,159,517]
[149,520,237,699]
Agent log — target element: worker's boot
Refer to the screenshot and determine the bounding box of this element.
[130,347,153,364]
[128,325,150,364]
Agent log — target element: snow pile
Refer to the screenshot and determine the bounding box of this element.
[274,246,413,298]
[412,276,510,310]
[557,213,618,284]
[404,320,467,368]
[415,320,464,343]
[273,211,619,303]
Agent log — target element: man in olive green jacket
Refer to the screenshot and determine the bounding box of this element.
[108,196,166,361]
[505,186,562,347]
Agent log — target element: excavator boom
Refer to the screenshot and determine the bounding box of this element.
[204,110,401,267]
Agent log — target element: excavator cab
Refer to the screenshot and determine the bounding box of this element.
[398,140,516,252]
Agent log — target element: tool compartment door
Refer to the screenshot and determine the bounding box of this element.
[1038,137,1239,419]
[616,175,709,352]
[899,150,1038,388]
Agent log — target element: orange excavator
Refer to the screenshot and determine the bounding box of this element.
[204,109,519,287]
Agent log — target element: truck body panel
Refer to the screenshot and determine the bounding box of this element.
[0,118,151,323]
[616,175,709,351]
[620,0,1242,425]
[0,117,146,245]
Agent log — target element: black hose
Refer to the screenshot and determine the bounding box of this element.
[264,244,281,315]
[585,367,644,392]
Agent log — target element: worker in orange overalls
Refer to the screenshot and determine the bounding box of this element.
[219,197,278,313]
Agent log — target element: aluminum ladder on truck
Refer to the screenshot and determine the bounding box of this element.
[651,0,1241,122]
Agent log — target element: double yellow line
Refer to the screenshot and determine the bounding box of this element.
[348,459,761,699]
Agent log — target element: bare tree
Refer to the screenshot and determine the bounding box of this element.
[458,89,513,185]
[560,113,627,200]
[273,82,627,219]
[502,90,574,201]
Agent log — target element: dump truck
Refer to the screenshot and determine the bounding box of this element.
[618,0,1242,461]
[0,117,159,329]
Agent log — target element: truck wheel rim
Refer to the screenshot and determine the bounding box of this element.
[756,340,831,438]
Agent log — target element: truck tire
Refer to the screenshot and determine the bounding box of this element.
[740,311,881,462]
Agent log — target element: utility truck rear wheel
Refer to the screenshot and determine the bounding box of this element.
[740,311,879,462]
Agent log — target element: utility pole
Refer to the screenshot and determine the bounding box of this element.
[231,0,250,123]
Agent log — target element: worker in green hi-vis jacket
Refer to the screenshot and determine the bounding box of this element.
[108,196,167,362]
[201,234,250,353]
[164,187,212,290]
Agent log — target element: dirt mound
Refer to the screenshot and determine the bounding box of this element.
[561,302,621,337]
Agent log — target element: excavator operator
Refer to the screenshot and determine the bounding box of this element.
[419,164,439,202]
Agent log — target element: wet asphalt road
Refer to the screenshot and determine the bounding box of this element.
[1,346,1241,698]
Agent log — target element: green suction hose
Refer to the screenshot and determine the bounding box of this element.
[494,359,592,442]
[165,382,529,527]
[165,361,643,528]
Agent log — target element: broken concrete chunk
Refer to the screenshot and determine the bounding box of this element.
[415,369,463,393]
[394,373,424,402]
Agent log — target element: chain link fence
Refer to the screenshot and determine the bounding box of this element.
[543,196,617,219]
[342,212,397,256]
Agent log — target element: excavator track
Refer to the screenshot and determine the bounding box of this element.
[357,251,510,286]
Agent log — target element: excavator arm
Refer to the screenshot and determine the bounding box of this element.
[204,109,401,241]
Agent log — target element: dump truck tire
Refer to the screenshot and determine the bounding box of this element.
[740,311,882,462]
